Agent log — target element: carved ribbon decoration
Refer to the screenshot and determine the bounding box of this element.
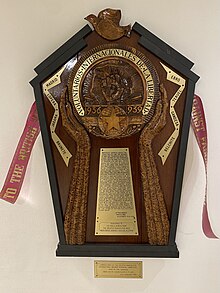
[139,84,170,245]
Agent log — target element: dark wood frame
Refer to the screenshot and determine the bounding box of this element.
[30,22,199,258]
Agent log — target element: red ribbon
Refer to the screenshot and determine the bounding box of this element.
[0,102,40,204]
[191,95,218,238]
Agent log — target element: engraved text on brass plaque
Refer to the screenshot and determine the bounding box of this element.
[94,261,143,279]
[95,148,138,235]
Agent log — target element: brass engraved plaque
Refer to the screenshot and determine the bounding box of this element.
[94,261,143,279]
[95,148,138,235]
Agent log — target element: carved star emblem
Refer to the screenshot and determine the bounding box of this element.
[103,107,121,132]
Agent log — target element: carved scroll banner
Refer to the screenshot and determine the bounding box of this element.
[158,63,186,164]
[43,67,72,167]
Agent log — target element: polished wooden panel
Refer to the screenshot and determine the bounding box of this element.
[41,29,187,244]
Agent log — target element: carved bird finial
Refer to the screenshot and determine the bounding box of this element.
[85,8,131,41]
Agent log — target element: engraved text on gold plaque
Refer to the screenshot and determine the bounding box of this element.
[95,148,138,235]
[94,261,143,279]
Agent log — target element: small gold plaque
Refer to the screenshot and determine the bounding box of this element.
[94,261,143,279]
[95,148,138,236]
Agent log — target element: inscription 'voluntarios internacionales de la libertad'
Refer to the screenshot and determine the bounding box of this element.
[68,45,160,139]
[72,47,156,116]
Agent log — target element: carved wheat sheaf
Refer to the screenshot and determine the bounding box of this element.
[60,88,91,244]
[139,85,170,245]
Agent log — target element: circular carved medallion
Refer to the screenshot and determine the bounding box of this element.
[68,44,160,138]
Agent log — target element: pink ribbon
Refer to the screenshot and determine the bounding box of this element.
[0,102,40,204]
[191,95,218,238]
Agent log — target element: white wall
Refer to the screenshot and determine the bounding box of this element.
[0,1,219,292]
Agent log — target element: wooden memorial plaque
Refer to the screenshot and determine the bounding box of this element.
[30,8,199,257]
